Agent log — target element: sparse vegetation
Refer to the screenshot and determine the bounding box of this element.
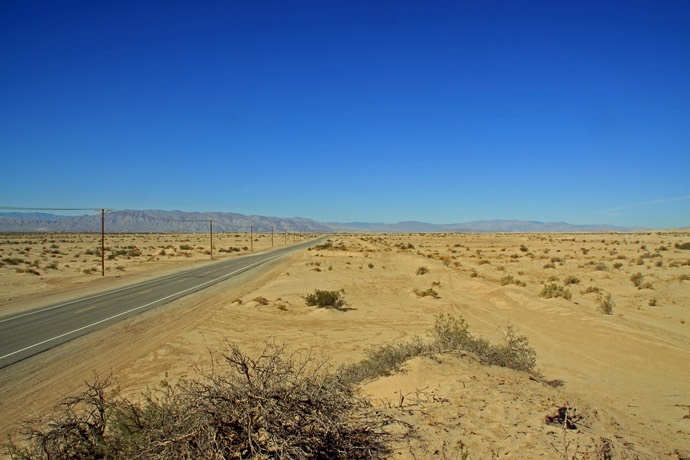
[500,275,526,287]
[413,288,439,298]
[339,313,537,385]
[539,283,572,300]
[563,275,580,285]
[581,286,601,295]
[305,289,346,310]
[416,266,429,275]
[5,343,388,459]
[597,292,615,314]
[630,272,644,288]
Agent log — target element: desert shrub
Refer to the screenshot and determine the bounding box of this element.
[543,262,556,269]
[416,266,429,275]
[305,289,346,309]
[613,262,623,270]
[648,297,657,306]
[340,314,538,385]
[414,288,439,298]
[563,275,580,285]
[312,241,333,250]
[2,257,25,265]
[6,344,388,459]
[179,244,193,250]
[219,246,241,253]
[428,314,536,373]
[252,296,270,305]
[485,325,538,373]
[597,292,615,314]
[519,244,529,252]
[427,313,472,351]
[630,272,644,288]
[500,275,526,287]
[338,338,427,386]
[581,286,601,295]
[591,261,608,271]
[677,242,690,250]
[539,283,572,300]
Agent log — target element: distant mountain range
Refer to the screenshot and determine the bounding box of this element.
[0,210,638,233]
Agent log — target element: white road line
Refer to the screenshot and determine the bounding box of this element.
[0,257,261,324]
[0,256,276,362]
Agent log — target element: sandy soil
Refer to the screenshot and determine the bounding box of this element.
[1,232,689,458]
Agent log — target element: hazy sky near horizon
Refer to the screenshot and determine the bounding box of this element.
[1,1,689,228]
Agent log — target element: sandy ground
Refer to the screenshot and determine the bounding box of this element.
[1,232,689,458]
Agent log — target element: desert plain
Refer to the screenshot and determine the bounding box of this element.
[1,231,689,458]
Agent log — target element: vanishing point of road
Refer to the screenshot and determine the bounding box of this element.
[0,237,327,369]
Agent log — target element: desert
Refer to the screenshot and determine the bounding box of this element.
[1,231,689,458]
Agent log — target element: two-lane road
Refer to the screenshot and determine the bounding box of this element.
[0,237,326,368]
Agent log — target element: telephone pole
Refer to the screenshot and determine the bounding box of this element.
[96,208,112,276]
[209,219,214,259]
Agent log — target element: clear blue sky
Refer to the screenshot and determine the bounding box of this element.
[1,1,689,228]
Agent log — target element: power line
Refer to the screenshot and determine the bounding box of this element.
[0,206,104,212]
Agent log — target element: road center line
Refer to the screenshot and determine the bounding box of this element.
[0,255,266,324]
[0,256,277,362]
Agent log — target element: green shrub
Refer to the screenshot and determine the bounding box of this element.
[305,290,346,309]
[539,283,572,300]
[597,292,615,314]
[340,314,538,386]
[500,275,526,287]
[428,314,536,373]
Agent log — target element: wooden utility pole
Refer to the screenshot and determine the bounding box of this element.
[97,208,112,276]
[250,226,253,252]
[209,219,213,259]
[271,227,274,247]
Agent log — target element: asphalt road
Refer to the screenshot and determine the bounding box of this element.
[0,237,326,369]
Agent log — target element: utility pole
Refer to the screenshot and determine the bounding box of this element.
[97,208,112,276]
[271,227,274,247]
[250,225,253,252]
[209,219,213,259]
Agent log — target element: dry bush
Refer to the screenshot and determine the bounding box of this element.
[630,272,644,288]
[563,275,580,285]
[5,343,389,460]
[597,292,615,315]
[539,283,572,300]
[413,288,439,298]
[500,275,527,287]
[304,289,346,310]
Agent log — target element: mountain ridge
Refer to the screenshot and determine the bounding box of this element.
[0,210,645,233]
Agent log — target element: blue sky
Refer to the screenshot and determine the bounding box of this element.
[1,1,689,228]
